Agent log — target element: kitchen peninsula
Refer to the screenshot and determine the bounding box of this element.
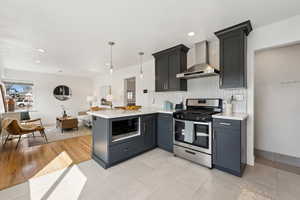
[88,108,174,168]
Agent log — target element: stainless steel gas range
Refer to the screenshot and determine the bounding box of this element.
[173,98,222,168]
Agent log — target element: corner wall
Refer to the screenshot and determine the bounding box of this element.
[247,14,300,165]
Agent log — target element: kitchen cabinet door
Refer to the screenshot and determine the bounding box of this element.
[213,117,247,177]
[153,44,189,92]
[219,31,245,88]
[157,113,173,152]
[168,51,187,91]
[155,55,169,92]
[213,128,241,173]
[141,114,157,151]
[215,20,252,89]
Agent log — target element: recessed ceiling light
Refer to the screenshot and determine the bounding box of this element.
[188,32,195,36]
[35,60,41,64]
[37,48,45,53]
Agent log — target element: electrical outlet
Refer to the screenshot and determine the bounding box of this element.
[234,94,244,101]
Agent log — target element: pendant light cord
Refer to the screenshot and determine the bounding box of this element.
[110,44,113,69]
[139,52,144,75]
[108,41,115,72]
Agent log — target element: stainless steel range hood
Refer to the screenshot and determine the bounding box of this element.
[176,41,219,79]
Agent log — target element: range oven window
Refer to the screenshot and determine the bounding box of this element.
[111,118,139,142]
[174,120,210,151]
[174,120,185,143]
[193,124,209,149]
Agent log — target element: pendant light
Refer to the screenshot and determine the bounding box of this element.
[139,52,144,78]
[108,41,115,74]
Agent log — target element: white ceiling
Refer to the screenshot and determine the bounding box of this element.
[1,0,300,77]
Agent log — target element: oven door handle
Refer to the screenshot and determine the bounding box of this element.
[196,132,208,137]
[174,119,186,123]
[174,119,211,126]
[185,150,196,155]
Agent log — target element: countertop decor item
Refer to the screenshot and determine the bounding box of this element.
[225,95,233,114]
[163,101,173,111]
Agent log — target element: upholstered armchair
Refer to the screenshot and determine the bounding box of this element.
[2,118,48,149]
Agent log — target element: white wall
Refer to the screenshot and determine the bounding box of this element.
[254,44,300,158]
[247,14,300,164]
[4,69,93,125]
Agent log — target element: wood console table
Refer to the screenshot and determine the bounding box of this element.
[56,117,78,133]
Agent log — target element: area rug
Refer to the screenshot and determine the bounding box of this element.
[26,126,92,147]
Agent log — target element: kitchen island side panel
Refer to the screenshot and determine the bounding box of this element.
[92,116,110,163]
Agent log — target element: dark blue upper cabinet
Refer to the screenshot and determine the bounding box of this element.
[153,44,189,92]
[215,20,252,89]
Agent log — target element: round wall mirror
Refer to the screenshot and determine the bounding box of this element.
[53,85,72,101]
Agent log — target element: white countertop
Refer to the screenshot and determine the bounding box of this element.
[212,112,248,120]
[87,107,174,119]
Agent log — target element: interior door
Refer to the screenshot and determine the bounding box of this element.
[124,77,136,106]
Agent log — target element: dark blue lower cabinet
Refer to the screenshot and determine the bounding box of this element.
[157,113,173,152]
[107,114,157,167]
[141,114,157,151]
[93,113,173,169]
[213,119,247,177]
[109,137,142,165]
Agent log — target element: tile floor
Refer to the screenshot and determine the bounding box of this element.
[256,155,300,176]
[0,148,299,200]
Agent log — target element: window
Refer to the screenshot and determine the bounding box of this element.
[3,81,34,111]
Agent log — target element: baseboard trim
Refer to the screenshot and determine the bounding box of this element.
[255,149,300,168]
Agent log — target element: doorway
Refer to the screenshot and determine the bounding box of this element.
[254,43,300,172]
[124,77,136,106]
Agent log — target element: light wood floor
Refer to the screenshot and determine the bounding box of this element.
[0,135,92,190]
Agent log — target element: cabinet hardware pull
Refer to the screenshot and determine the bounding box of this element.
[220,76,223,86]
[220,122,231,126]
[213,130,217,162]
[185,150,196,155]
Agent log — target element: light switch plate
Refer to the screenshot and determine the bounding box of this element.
[234,94,244,101]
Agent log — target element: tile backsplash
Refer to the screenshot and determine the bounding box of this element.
[149,76,247,113]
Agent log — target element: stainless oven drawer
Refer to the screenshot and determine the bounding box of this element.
[174,145,212,168]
